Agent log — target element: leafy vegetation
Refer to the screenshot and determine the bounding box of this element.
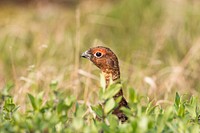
[0,81,199,132]
[0,0,200,132]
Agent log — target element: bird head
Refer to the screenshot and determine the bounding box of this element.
[81,46,128,122]
[81,46,120,83]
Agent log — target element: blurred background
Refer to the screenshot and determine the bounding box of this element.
[0,0,200,109]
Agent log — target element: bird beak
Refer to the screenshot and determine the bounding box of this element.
[81,50,91,59]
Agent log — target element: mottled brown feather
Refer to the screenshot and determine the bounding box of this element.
[81,46,129,122]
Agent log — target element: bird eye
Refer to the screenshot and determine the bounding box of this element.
[95,52,102,57]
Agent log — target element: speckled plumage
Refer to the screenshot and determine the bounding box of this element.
[81,46,129,122]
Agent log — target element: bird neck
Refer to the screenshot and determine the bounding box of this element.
[102,68,120,88]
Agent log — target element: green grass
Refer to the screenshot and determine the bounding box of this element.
[0,0,200,132]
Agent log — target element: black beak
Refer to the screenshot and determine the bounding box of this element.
[81,50,91,59]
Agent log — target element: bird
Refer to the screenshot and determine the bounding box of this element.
[81,46,129,122]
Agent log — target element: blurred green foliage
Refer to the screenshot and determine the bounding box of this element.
[0,82,199,132]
